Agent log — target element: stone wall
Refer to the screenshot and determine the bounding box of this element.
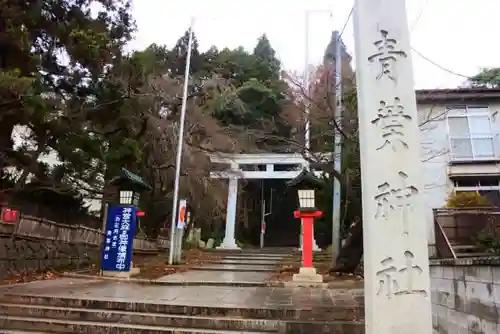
[0,237,100,280]
[430,258,500,333]
[0,215,165,281]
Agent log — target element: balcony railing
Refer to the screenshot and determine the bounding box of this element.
[448,131,500,162]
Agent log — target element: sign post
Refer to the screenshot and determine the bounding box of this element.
[174,199,187,263]
[101,205,137,277]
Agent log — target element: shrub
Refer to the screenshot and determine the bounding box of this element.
[445,192,490,208]
[474,226,500,255]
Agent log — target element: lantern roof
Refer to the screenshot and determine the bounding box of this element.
[286,168,323,190]
[109,168,152,192]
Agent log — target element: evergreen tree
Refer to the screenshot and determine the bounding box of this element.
[168,30,202,76]
[253,34,281,81]
[467,68,500,88]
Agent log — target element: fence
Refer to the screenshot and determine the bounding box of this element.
[0,210,169,280]
[434,208,500,247]
[0,210,167,251]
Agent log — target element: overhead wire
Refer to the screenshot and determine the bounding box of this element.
[409,0,430,32]
[331,1,495,87]
[411,47,474,81]
[407,0,496,86]
[339,5,354,39]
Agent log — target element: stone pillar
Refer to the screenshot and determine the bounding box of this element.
[218,177,240,249]
[353,0,432,333]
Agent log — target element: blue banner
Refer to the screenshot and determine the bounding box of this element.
[100,205,137,272]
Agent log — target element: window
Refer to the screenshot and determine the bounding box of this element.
[454,177,500,206]
[447,106,496,161]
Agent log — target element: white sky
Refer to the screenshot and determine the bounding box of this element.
[129,0,499,89]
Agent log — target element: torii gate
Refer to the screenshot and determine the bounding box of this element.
[209,152,331,250]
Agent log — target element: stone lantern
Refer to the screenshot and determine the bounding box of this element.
[286,168,324,283]
[109,168,152,206]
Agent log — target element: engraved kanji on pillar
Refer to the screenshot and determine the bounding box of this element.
[376,250,427,300]
[373,171,419,236]
[368,29,407,81]
[372,97,412,151]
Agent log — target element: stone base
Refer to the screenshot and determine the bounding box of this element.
[312,242,321,252]
[298,240,322,252]
[292,267,323,284]
[102,266,140,279]
[216,238,240,250]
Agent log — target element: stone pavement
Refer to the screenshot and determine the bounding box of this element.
[0,277,363,312]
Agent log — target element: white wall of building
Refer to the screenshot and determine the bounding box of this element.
[418,100,500,252]
[418,103,454,250]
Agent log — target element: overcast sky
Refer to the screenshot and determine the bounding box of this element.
[129,0,499,89]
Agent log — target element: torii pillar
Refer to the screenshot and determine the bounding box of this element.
[217,175,240,250]
[353,0,432,333]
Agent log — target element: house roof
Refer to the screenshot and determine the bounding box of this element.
[416,87,500,103]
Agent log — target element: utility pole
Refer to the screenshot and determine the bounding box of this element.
[331,30,343,263]
[302,9,331,251]
[304,11,311,157]
[168,17,194,265]
[303,9,333,156]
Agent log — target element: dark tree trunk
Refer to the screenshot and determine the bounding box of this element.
[330,218,363,274]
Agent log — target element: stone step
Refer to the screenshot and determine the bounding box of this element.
[222,255,288,260]
[451,244,480,252]
[213,250,295,255]
[0,319,365,334]
[0,316,272,334]
[185,265,276,272]
[284,320,365,334]
[0,331,52,334]
[456,252,492,258]
[0,294,364,321]
[0,303,280,332]
[210,260,280,265]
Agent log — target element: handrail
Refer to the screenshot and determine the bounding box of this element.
[434,215,457,259]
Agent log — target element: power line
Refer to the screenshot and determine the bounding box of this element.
[411,46,474,80]
[339,5,354,39]
[411,47,500,88]
[410,0,430,32]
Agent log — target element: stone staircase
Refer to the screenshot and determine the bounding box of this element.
[0,247,365,333]
[0,293,364,333]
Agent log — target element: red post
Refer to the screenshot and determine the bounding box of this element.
[294,210,322,268]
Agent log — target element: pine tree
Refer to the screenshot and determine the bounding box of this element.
[169,30,202,76]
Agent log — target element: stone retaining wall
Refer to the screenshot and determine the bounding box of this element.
[0,215,167,281]
[0,237,100,280]
[430,257,500,333]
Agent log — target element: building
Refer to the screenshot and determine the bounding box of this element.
[417,87,500,254]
